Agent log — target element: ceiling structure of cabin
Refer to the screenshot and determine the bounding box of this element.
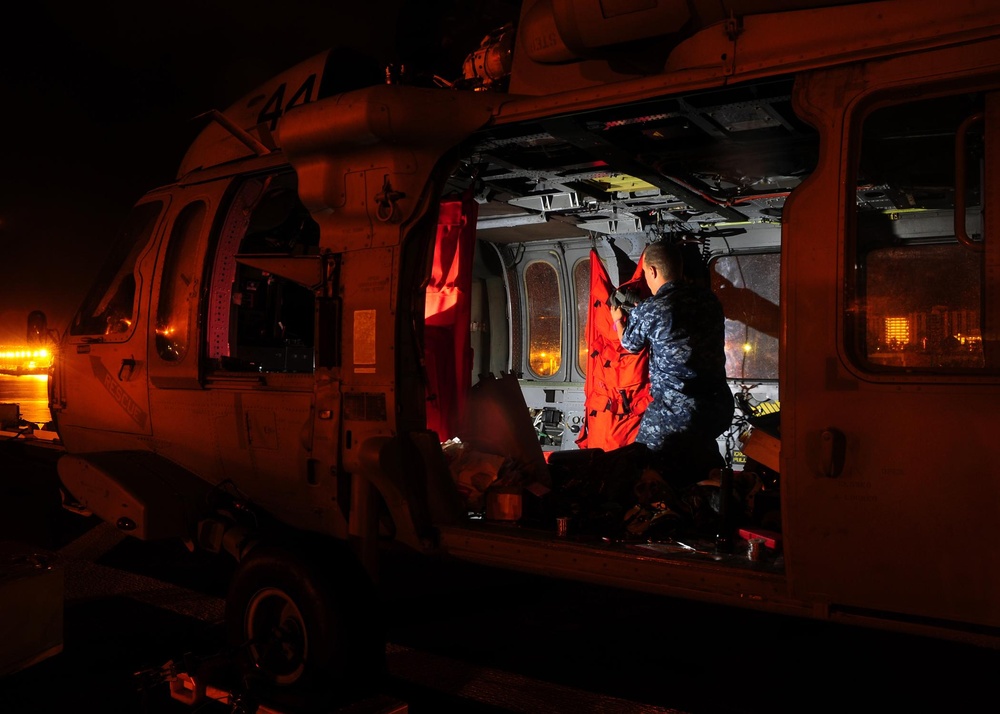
[451,75,981,247]
[452,77,816,244]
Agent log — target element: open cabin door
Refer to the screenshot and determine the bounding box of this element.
[783,43,1000,629]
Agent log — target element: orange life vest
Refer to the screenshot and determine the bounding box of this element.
[576,249,652,451]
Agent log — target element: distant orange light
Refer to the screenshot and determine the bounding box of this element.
[884,317,910,346]
[0,345,55,373]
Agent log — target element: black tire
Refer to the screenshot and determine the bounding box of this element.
[225,543,386,712]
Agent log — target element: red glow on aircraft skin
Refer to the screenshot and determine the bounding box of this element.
[11,6,1000,703]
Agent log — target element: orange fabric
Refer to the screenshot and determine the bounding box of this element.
[425,192,478,438]
[576,249,652,451]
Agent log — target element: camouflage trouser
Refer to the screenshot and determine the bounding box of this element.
[636,388,733,487]
[634,397,692,453]
[642,429,724,489]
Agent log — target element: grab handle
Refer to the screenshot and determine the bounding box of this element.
[954,111,984,253]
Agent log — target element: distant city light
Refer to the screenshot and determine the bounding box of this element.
[884,317,910,346]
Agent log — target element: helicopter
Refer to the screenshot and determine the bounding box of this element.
[37,1,1000,709]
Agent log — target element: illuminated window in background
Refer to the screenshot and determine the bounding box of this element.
[156,202,206,362]
[70,201,163,337]
[861,246,982,369]
[711,253,779,380]
[852,90,987,372]
[526,261,562,377]
[573,258,590,376]
[883,317,910,348]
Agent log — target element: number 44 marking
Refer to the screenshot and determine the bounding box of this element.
[256,74,318,131]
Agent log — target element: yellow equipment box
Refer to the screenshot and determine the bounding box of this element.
[740,428,780,473]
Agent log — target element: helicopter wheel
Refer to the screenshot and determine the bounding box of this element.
[225,544,386,712]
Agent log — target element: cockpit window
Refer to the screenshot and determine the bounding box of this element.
[849,90,991,373]
[206,171,320,373]
[156,202,207,362]
[526,259,562,378]
[70,201,162,337]
[712,253,779,380]
[574,258,590,376]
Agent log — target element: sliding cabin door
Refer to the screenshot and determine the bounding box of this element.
[783,43,1000,628]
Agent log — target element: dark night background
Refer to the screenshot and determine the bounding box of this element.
[0,0,519,344]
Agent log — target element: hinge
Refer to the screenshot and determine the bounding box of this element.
[724,12,744,41]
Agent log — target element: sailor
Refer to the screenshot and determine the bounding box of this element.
[610,240,734,487]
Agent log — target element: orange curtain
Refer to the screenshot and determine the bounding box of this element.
[424,192,478,439]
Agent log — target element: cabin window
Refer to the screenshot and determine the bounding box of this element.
[711,253,780,380]
[70,201,162,337]
[156,202,206,362]
[573,258,590,376]
[850,90,991,373]
[206,171,320,373]
[525,260,562,378]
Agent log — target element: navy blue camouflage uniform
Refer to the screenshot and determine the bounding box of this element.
[618,278,734,486]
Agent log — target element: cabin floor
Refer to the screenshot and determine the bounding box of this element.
[452,452,784,576]
[443,434,783,576]
[459,514,786,575]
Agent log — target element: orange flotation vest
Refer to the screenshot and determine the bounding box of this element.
[576,249,652,451]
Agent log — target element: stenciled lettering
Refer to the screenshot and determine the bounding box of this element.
[257,74,318,131]
[91,356,148,428]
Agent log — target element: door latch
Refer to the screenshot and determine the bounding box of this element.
[820,427,846,478]
[118,357,136,381]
